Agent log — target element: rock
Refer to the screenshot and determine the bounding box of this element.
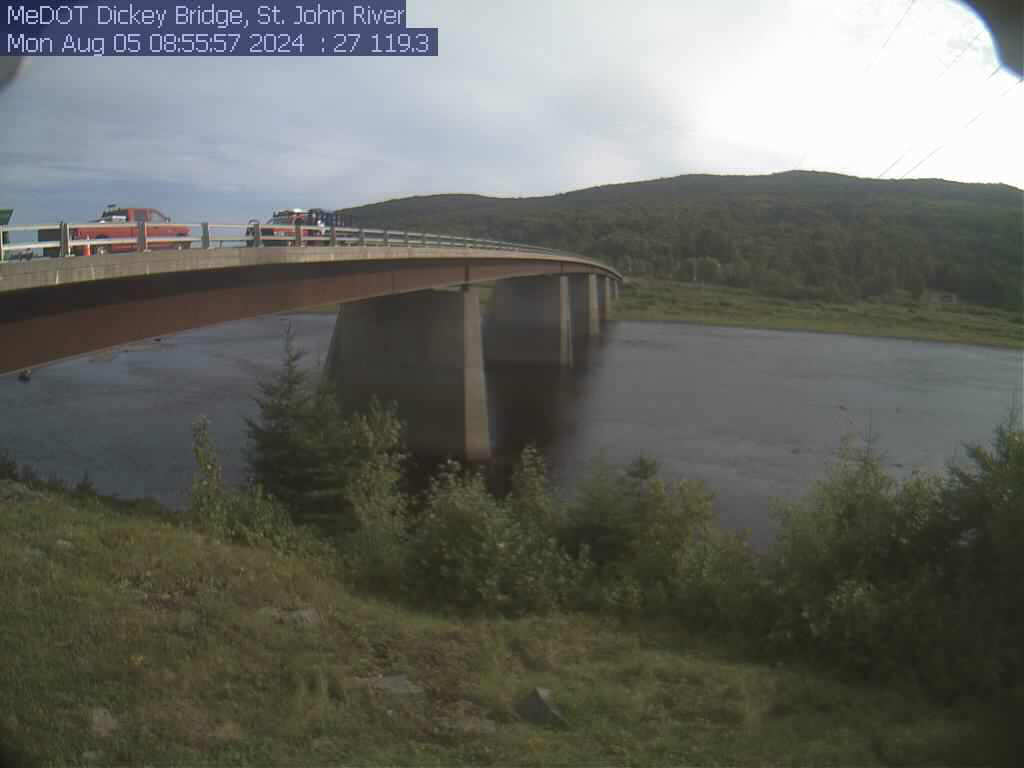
[517,687,567,729]
[311,736,335,752]
[344,674,424,696]
[212,720,243,741]
[55,538,73,550]
[176,610,199,632]
[90,707,119,737]
[286,608,321,628]
[255,606,284,624]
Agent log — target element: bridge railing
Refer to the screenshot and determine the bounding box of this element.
[0,219,581,264]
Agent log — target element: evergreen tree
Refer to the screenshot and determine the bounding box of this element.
[243,323,313,511]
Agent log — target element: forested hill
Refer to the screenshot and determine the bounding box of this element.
[345,171,1023,311]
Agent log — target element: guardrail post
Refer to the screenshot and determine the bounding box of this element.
[137,220,147,252]
[0,229,6,262]
[404,231,409,246]
[384,230,390,246]
[294,221,302,247]
[59,222,71,258]
[359,228,365,246]
[201,222,211,249]
[330,223,337,247]
[253,222,262,247]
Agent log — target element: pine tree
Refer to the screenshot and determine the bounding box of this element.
[243,323,313,511]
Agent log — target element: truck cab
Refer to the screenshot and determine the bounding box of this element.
[39,206,191,257]
[246,208,334,247]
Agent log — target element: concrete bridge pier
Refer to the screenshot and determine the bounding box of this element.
[596,275,614,323]
[569,274,601,342]
[325,286,491,461]
[486,275,573,366]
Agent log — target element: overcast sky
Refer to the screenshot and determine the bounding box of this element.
[1,0,1021,224]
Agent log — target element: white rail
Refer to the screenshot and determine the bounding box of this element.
[0,219,583,263]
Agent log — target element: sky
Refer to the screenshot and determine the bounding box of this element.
[1,0,1022,225]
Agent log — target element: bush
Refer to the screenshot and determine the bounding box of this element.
[563,455,763,626]
[941,421,1024,695]
[333,399,410,594]
[74,471,97,498]
[403,450,588,616]
[189,416,316,556]
[243,323,314,513]
[768,421,1024,699]
[404,462,508,613]
[0,451,17,482]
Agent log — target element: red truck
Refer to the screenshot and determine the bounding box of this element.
[40,206,191,257]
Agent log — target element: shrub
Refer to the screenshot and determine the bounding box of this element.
[18,463,41,489]
[243,323,314,512]
[73,471,97,499]
[941,421,1024,695]
[404,462,508,613]
[768,421,1024,698]
[499,447,590,614]
[333,399,410,594]
[403,451,588,616]
[189,416,315,555]
[0,451,17,482]
[563,455,763,626]
[300,389,407,536]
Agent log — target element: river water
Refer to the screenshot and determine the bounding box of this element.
[2,314,1020,548]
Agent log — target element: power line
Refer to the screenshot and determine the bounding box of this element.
[898,76,1023,179]
[880,0,918,51]
[936,29,983,81]
[878,63,1005,178]
[797,0,920,171]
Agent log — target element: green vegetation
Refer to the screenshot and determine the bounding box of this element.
[346,170,1023,314]
[0,476,988,767]
[2,333,1022,765]
[618,277,1024,348]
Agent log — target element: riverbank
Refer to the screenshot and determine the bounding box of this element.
[0,478,987,766]
[303,278,1021,349]
[616,278,1024,350]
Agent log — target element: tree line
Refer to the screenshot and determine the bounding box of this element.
[346,171,1023,311]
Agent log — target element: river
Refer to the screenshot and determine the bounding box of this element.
[2,314,1020,548]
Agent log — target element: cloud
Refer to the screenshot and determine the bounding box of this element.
[0,0,1019,225]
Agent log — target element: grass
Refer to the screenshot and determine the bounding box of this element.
[0,478,993,766]
[299,278,1021,349]
[615,277,1024,349]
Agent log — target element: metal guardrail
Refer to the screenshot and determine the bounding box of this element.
[0,219,583,264]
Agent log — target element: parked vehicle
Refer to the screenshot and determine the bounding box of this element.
[0,207,32,261]
[39,206,190,257]
[245,208,349,247]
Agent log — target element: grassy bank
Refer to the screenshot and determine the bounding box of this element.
[616,277,1024,349]
[0,479,987,766]
[299,278,1021,349]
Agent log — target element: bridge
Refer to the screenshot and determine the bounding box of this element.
[0,220,622,461]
